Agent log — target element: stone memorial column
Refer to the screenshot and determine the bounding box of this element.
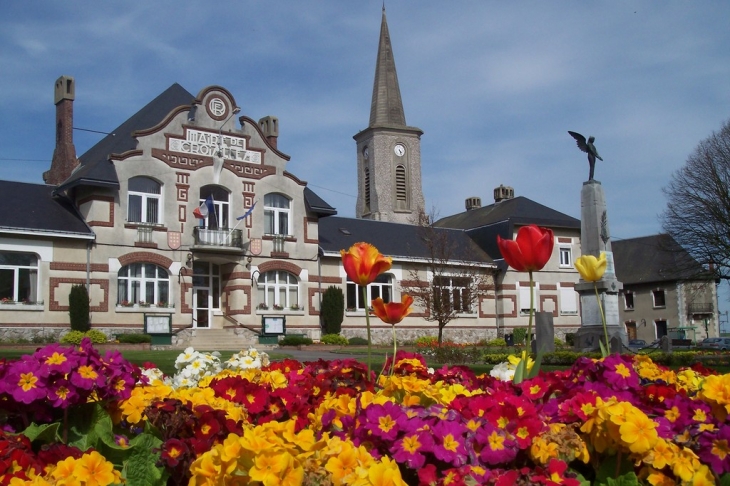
[574,180,629,351]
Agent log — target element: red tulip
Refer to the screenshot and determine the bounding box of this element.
[496,225,554,272]
[371,295,414,325]
[340,243,393,286]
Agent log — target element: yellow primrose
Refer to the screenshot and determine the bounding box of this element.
[574,252,607,282]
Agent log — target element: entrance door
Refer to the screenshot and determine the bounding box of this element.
[656,320,668,339]
[193,287,211,328]
[625,322,637,340]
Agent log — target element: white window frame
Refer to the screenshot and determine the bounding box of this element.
[264,193,291,236]
[347,274,393,310]
[433,275,472,314]
[199,186,230,230]
[117,263,171,307]
[652,289,666,308]
[0,251,39,303]
[559,247,572,268]
[559,285,577,315]
[258,270,299,309]
[127,177,162,224]
[624,291,635,310]
[519,282,539,315]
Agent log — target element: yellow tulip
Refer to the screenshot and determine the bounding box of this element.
[574,252,607,282]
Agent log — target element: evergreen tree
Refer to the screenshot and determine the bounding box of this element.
[321,286,344,335]
[69,284,90,332]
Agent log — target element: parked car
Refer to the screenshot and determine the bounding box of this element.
[627,339,646,352]
[699,337,730,351]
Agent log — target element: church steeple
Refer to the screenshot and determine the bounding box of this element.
[354,8,425,225]
[369,8,406,128]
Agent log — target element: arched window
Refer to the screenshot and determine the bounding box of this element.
[0,251,39,303]
[347,273,392,310]
[364,167,371,210]
[128,177,161,223]
[117,263,170,306]
[199,186,230,229]
[264,193,291,236]
[258,270,299,309]
[395,165,407,209]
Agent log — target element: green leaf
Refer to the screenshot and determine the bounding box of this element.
[527,350,544,379]
[513,359,526,384]
[122,433,167,486]
[21,422,62,444]
[67,402,115,451]
[599,339,609,358]
[719,473,730,486]
[595,454,636,485]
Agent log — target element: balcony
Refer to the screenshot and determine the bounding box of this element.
[688,302,714,315]
[193,227,243,252]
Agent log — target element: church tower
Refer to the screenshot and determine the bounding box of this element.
[354,8,425,224]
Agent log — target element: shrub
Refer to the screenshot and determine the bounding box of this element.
[554,337,566,347]
[512,328,527,346]
[414,336,439,347]
[564,333,575,346]
[348,337,369,346]
[278,335,313,346]
[425,342,484,364]
[60,329,108,345]
[68,284,90,332]
[486,338,507,347]
[116,333,152,344]
[321,334,348,346]
[321,286,345,335]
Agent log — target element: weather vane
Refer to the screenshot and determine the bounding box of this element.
[568,131,603,181]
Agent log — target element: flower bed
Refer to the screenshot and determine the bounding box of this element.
[0,340,727,485]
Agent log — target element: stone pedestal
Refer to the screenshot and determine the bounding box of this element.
[574,180,629,352]
[535,311,555,353]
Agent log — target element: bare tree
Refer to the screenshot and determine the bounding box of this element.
[401,210,494,344]
[662,119,730,281]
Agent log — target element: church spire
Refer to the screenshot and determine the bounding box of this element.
[369,7,406,128]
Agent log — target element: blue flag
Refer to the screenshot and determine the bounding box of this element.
[236,202,257,220]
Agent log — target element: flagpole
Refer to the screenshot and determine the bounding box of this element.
[226,201,257,243]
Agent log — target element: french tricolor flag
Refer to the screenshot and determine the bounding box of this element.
[193,196,214,219]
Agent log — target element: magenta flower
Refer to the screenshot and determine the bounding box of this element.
[47,378,77,409]
[5,360,47,404]
[363,402,404,441]
[33,344,78,377]
[474,423,518,465]
[698,425,730,474]
[391,431,434,469]
[431,420,468,466]
[601,354,640,390]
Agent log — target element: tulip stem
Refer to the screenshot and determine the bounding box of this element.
[391,325,397,376]
[594,283,610,356]
[361,285,372,376]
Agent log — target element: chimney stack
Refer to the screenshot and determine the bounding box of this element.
[258,116,279,150]
[494,184,514,203]
[44,76,79,185]
[465,196,481,211]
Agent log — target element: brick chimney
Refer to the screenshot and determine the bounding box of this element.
[43,76,79,185]
[258,116,279,150]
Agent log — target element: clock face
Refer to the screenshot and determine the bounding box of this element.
[394,144,405,157]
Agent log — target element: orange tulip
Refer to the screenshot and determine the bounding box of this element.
[496,225,554,272]
[340,243,393,286]
[371,295,413,325]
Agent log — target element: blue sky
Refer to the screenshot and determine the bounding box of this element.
[2,2,730,319]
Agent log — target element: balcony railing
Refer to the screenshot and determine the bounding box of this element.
[136,223,157,244]
[688,302,714,315]
[193,227,243,249]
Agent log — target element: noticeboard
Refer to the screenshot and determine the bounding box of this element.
[144,314,172,335]
[262,316,286,336]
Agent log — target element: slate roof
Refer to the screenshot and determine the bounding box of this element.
[612,234,712,285]
[318,216,494,264]
[303,187,337,217]
[55,83,196,194]
[434,196,580,231]
[0,180,93,238]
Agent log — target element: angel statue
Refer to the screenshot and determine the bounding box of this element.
[568,131,603,181]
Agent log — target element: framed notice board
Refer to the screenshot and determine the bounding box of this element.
[262,316,286,336]
[144,314,172,335]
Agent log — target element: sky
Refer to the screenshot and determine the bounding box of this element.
[2,2,730,318]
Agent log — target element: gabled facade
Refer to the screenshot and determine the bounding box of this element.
[434,187,584,338]
[613,234,719,343]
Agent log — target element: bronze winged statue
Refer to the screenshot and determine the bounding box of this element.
[568,131,603,180]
